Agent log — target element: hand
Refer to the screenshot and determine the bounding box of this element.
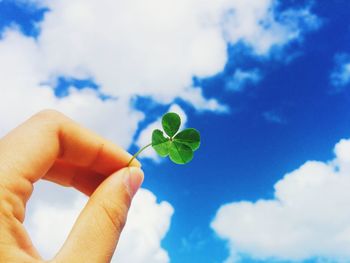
[0,110,144,263]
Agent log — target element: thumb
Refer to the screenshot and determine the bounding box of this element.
[54,167,144,263]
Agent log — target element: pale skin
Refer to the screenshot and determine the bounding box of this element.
[0,110,144,263]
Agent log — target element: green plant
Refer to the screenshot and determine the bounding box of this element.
[128,112,201,166]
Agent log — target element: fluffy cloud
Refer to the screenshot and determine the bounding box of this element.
[37,0,318,100]
[114,189,174,263]
[221,2,320,55]
[212,138,350,262]
[0,30,143,148]
[179,87,229,113]
[331,53,350,89]
[226,69,262,92]
[0,0,319,137]
[25,190,86,259]
[26,187,174,263]
[1,0,319,122]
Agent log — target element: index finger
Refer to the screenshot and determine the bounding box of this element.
[0,110,140,191]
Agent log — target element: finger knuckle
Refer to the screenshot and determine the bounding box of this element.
[34,109,64,121]
[0,197,13,218]
[31,109,71,129]
[99,193,131,232]
[30,110,70,135]
[0,186,23,220]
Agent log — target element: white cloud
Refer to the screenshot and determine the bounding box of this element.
[180,87,229,113]
[26,188,174,263]
[226,69,262,92]
[25,191,87,258]
[331,53,350,88]
[34,0,229,106]
[0,30,143,148]
[37,0,318,98]
[1,0,319,121]
[0,0,319,138]
[114,189,174,263]
[135,104,187,161]
[221,1,320,55]
[212,138,350,262]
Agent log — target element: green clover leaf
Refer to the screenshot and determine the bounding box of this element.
[162,112,181,137]
[152,129,170,157]
[173,128,200,151]
[168,141,193,164]
[127,112,201,166]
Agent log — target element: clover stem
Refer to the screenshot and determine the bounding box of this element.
[127,143,152,167]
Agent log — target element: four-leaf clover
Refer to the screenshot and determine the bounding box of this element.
[152,113,201,164]
[127,112,201,166]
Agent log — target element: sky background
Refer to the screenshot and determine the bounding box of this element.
[1,0,350,263]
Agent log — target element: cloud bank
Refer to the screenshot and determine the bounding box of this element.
[26,189,174,263]
[0,0,319,141]
[212,138,350,262]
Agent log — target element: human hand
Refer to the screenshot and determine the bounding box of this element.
[0,110,144,263]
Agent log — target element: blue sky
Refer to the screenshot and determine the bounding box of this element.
[1,0,350,262]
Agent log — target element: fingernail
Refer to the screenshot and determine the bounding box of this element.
[127,154,142,168]
[133,159,142,168]
[124,167,144,198]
